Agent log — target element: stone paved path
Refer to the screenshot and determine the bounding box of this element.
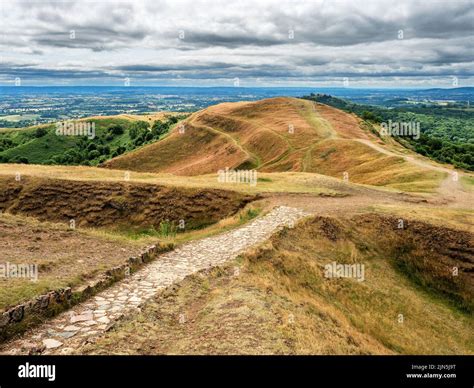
[1,206,309,355]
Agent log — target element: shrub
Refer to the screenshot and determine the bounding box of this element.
[88,150,101,160]
[35,127,48,138]
[361,111,381,122]
[99,145,110,155]
[108,124,124,135]
[151,120,168,137]
[115,146,126,155]
[12,156,29,164]
[129,121,150,139]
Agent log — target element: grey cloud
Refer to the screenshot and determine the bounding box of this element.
[0,0,472,85]
[174,32,283,48]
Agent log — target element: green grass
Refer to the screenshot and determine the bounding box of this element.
[114,222,178,240]
[239,208,259,222]
[2,130,79,163]
[461,175,474,189]
[0,115,185,166]
[0,278,74,313]
[91,205,263,245]
[159,220,178,237]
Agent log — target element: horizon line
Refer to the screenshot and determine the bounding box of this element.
[1,85,473,90]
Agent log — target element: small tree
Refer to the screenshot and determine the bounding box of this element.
[168,116,179,124]
[129,121,149,139]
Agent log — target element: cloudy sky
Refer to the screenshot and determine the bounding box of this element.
[0,0,473,87]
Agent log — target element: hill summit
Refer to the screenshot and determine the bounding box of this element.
[103,97,442,189]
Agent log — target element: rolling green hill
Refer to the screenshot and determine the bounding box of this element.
[0,114,186,165]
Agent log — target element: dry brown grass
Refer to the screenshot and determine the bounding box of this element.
[80,111,184,124]
[101,97,446,191]
[368,204,474,233]
[306,139,444,191]
[0,175,255,231]
[0,212,143,311]
[0,197,267,314]
[103,120,251,175]
[313,103,369,139]
[0,164,344,195]
[77,213,474,355]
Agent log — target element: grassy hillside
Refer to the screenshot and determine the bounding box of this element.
[0,98,450,192]
[303,93,474,171]
[77,214,474,355]
[0,113,186,165]
[104,97,337,174]
[103,97,445,191]
[306,139,443,188]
